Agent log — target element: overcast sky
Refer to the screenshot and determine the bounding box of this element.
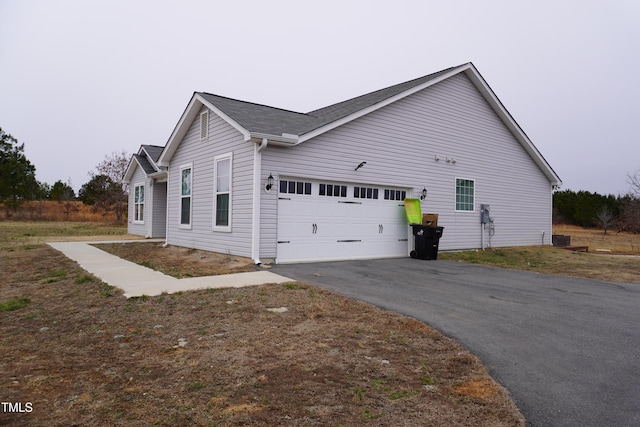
[1,0,638,196]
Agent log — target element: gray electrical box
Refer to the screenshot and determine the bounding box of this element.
[481,204,491,224]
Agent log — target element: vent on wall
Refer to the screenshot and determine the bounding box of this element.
[200,110,209,139]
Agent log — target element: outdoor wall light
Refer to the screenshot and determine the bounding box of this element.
[355,161,367,171]
[265,173,274,191]
[420,188,428,200]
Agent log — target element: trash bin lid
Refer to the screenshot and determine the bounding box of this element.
[404,198,421,224]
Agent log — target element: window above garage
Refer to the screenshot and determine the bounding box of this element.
[320,183,347,197]
[279,179,312,195]
[383,189,406,201]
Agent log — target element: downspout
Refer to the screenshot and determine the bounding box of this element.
[163,166,169,248]
[146,179,153,239]
[251,138,268,264]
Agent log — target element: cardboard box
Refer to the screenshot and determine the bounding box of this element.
[422,213,438,227]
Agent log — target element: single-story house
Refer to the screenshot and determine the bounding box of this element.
[124,62,561,264]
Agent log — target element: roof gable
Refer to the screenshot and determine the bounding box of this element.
[141,145,163,163]
[156,63,561,185]
[123,145,165,183]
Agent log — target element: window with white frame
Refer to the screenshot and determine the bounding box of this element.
[133,183,144,223]
[180,164,192,227]
[455,178,475,211]
[213,153,232,230]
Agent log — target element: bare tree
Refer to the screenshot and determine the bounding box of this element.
[620,170,640,233]
[80,151,129,224]
[594,205,616,234]
[95,150,129,190]
[628,170,640,196]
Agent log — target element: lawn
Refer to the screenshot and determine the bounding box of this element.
[439,225,640,284]
[0,221,524,426]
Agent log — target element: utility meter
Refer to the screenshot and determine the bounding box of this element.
[481,204,491,224]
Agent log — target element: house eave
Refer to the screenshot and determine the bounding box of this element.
[293,62,561,186]
[461,64,562,186]
[249,132,298,146]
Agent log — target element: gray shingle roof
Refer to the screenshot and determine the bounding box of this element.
[197,93,315,137]
[133,154,156,175]
[142,145,164,163]
[197,65,459,137]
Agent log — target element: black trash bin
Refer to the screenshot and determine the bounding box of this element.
[410,225,444,260]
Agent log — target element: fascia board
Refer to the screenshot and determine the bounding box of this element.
[249,132,298,145]
[123,156,144,184]
[157,93,252,167]
[139,146,159,172]
[297,64,469,144]
[157,94,201,167]
[197,94,252,141]
[463,64,562,185]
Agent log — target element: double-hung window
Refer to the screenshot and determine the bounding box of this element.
[180,164,192,228]
[455,178,475,211]
[213,153,232,231]
[133,183,144,223]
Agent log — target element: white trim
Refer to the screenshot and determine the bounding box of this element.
[295,63,561,187]
[179,163,193,229]
[123,156,138,184]
[198,95,251,141]
[460,64,561,186]
[297,66,465,144]
[158,95,251,167]
[454,177,476,212]
[212,153,233,232]
[145,178,153,238]
[133,182,145,224]
[251,143,262,264]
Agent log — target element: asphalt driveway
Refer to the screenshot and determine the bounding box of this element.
[272,258,640,427]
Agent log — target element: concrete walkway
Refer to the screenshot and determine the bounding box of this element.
[48,241,293,298]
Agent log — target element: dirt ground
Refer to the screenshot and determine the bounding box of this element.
[93,242,257,278]
[1,237,525,425]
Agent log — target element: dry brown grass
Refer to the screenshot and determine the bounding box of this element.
[0,222,525,426]
[553,224,640,254]
[1,200,118,222]
[440,225,640,284]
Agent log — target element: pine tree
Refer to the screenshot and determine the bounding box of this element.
[0,128,39,213]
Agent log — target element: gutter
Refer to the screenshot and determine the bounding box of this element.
[249,132,298,145]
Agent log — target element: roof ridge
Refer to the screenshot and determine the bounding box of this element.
[307,66,460,117]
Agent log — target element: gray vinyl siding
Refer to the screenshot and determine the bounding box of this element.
[261,73,553,253]
[127,165,148,237]
[151,181,167,238]
[166,106,254,257]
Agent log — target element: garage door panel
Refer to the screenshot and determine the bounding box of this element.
[277,179,409,263]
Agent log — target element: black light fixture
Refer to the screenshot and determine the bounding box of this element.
[420,188,427,200]
[265,173,274,191]
[355,161,367,171]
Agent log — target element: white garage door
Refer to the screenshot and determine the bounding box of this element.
[276,178,410,263]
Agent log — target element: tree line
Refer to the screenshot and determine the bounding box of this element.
[0,127,128,223]
[553,186,640,233]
